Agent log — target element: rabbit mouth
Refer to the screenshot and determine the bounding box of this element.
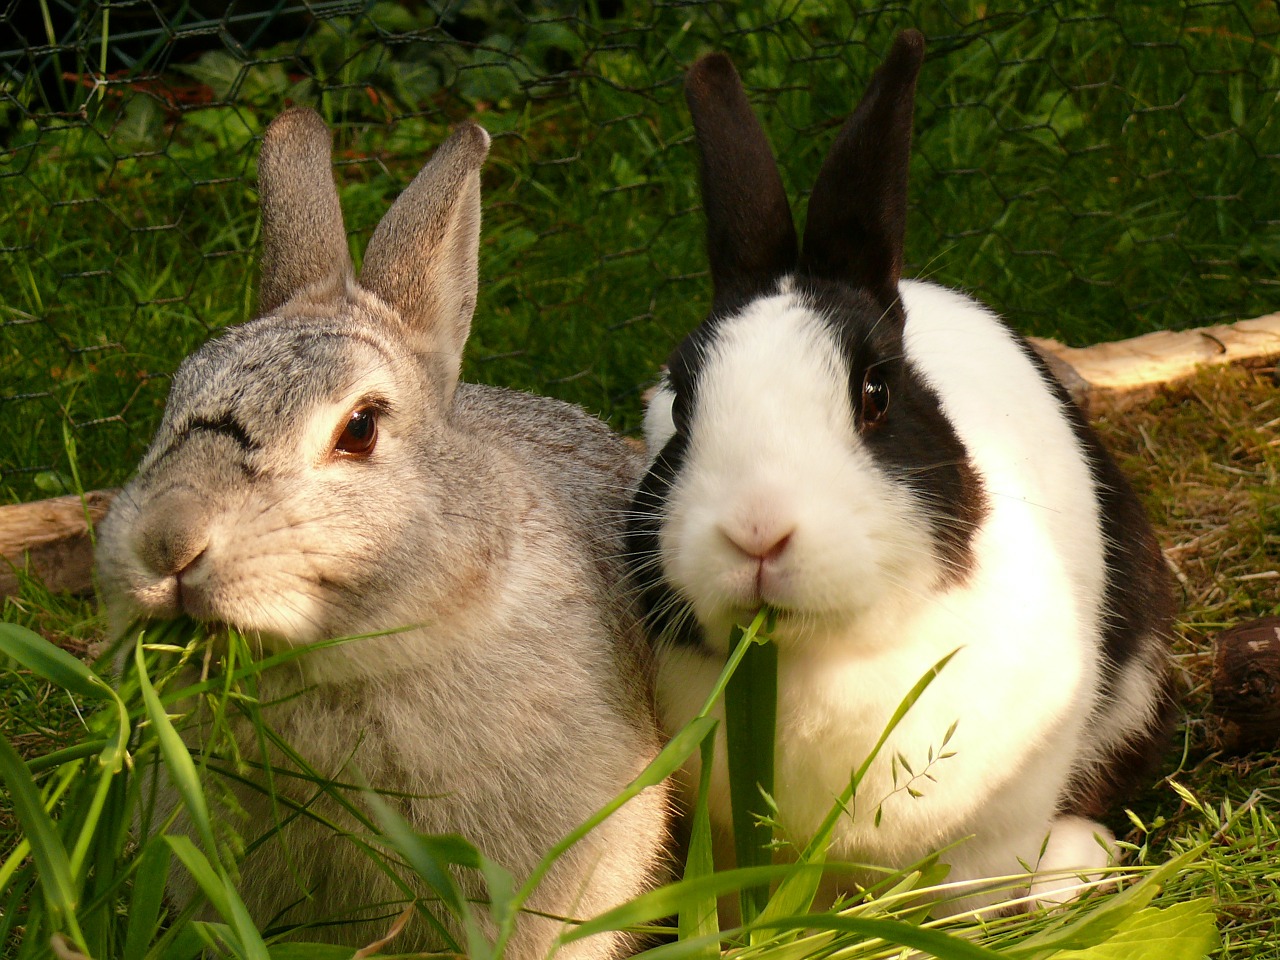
[124,571,312,652]
[720,598,842,640]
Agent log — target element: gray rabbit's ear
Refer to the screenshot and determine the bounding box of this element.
[359,122,490,393]
[257,108,354,314]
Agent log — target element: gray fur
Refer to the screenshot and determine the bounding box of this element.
[257,108,354,314]
[361,121,488,403]
[96,109,670,957]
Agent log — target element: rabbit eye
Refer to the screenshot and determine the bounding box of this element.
[334,407,378,456]
[671,390,690,434]
[861,370,890,427]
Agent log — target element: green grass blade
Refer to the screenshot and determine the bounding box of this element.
[263,946,361,959]
[25,739,113,773]
[478,851,518,939]
[0,870,34,954]
[0,731,86,946]
[364,792,473,958]
[694,609,772,717]
[164,835,270,960]
[677,733,720,951]
[500,713,719,954]
[1034,899,1220,960]
[0,620,111,701]
[67,686,130,881]
[560,864,824,946]
[1004,843,1213,956]
[724,632,776,925]
[633,929,745,960]
[0,754,81,894]
[749,913,1010,959]
[135,640,219,859]
[123,837,173,960]
[527,612,769,954]
[0,837,33,897]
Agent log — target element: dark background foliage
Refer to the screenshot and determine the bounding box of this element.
[2,0,1277,500]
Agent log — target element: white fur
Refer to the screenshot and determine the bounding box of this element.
[647,279,1120,912]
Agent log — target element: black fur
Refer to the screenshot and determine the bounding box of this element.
[624,423,701,647]
[684,54,798,314]
[182,413,260,453]
[801,30,924,308]
[624,312,733,648]
[1017,340,1176,682]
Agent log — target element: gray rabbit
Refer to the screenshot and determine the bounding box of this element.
[96,108,670,957]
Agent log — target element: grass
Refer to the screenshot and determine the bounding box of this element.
[0,606,1228,958]
[1,0,1279,956]
[1,368,1276,957]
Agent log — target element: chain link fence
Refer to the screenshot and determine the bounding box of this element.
[2,1,1277,502]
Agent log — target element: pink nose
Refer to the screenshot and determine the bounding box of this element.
[721,525,794,562]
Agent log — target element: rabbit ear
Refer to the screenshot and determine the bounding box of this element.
[685,54,798,314]
[800,29,925,310]
[257,108,355,314]
[359,122,490,393]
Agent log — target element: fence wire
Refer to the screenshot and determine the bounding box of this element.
[1,1,1277,501]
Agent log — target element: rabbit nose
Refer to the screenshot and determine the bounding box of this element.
[135,495,211,578]
[720,524,794,563]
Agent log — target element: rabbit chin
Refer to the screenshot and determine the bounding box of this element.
[691,573,913,653]
[699,601,910,653]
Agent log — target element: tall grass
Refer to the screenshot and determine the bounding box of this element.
[0,611,1224,958]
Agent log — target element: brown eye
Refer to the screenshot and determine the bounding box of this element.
[861,371,890,427]
[334,407,378,456]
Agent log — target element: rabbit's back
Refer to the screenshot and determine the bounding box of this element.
[900,278,1174,805]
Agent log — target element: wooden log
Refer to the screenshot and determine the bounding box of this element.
[1029,311,1280,415]
[1209,617,1280,753]
[2,312,1279,599]
[0,490,115,597]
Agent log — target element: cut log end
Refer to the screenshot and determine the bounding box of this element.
[0,490,115,598]
[1209,617,1280,753]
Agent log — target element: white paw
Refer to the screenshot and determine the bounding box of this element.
[1028,815,1117,908]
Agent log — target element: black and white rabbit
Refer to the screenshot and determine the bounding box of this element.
[625,30,1175,913]
[97,109,670,956]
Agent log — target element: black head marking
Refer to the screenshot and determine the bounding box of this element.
[146,411,262,481]
[800,277,987,585]
[183,413,260,453]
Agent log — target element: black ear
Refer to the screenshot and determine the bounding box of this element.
[685,54,798,314]
[800,30,925,309]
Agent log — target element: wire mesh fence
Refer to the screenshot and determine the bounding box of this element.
[1,0,1277,502]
